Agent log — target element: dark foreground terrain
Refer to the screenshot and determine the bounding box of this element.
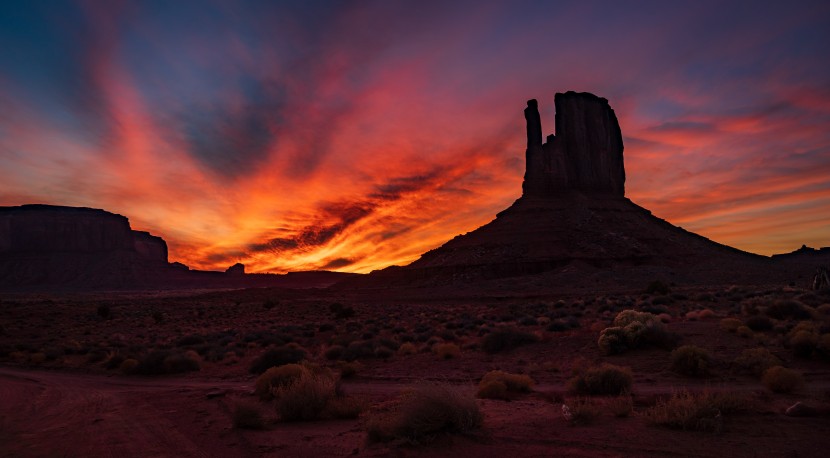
[2,282,830,457]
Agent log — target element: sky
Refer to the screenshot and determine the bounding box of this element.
[1,0,829,273]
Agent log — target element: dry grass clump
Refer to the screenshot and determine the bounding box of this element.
[133,350,201,375]
[273,369,337,421]
[481,328,539,354]
[477,370,535,400]
[670,345,711,377]
[568,363,633,395]
[643,390,748,433]
[397,342,418,355]
[367,382,483,444]
[719,318,743,333]
[736,326,754,338]
[249,344,308,374]
[232,400,267,429]
[598,310,678,355]
[762,366,804,393]
[433,343,461,360]
[254,363,307,400]
[562,397,601,426]
[606,393,633,417]
[733,348,781,377]
[787,322,819,358]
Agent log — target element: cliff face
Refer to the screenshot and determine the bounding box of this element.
[0,205,168,287]
[523,92,625,197]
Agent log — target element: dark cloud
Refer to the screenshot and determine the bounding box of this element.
[320,257,356,269]
[649,121,716,133]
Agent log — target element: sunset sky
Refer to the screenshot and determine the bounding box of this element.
[1,1,829,273]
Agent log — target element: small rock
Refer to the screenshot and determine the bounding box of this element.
[785,402,817,417]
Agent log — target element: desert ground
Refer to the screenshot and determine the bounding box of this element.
[2,282,830,457]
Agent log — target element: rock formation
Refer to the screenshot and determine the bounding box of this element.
[226,263,245,275]
[344,91,779,289]
[523,92,625,197]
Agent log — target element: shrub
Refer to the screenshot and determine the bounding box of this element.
[433,343,461,360]
[133,351,200,375]
[765,300,812,320]
[598,310,678,355]
[736,326,754,338]
[254,364,307,400]
[643,390,747,433]
[476,381,509,400]
[119,358,139,374]
[719,318,743,333]
[233,400,267,429]
[324,396,365,419]
[367,382,483,444]
[670,345,711,377]
[733,348,781,377]
[249,344,308,374]
[477,370,534,399]
[324,345,344,360]
[568,364,633,395]
[762,366,804,393]
[789,330,818,358]
[273,369,337,421]
[481,328,539,354]
[338,360,362,379]
[745,316,773,332]
[329,303,355,319]
[397,342,417,355]
[645,280,670,295]
[562,397,600,426]
[607,394,633,418]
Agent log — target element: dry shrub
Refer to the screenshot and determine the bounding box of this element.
[762,366,804,393]
[477,370,535,399]
[325,396,365,419]
[481,328,539,354]
[367,382,483,444]
[562,397,600,426]
[719,318,743,333]
[733,348,781,377]
[670,345,711,377]
[249,344,308,374]
[233,400,267,429]
[119,358,139,374]
[766,300,813,320]
[337,360,363,379]
[697,309,715,320]
[433,343,461,360]
[736,326,754,338]
[598,310,678,355]
[788,323,819,358]
[29,352,46,364]
[643,390,747,433]
[607,393,633,417]
[397,342,418,355]
[255,363,306,400]
[568,363,633,395]
[476,381,509,400]
[273,369,336,421]
[134,350,200,375]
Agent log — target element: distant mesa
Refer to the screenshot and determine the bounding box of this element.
[225,263,245,275]
[0,205,353,290]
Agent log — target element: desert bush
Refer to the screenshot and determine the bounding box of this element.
[324,345,344,360]
[733,348,781,377]
[816,304,830,315]
[762,366,804,393]
[817,334,830,358]
[119,358,139,374]
[324,396,365,419]
[249,344,308,374]
[562,397,600,426]
[736,326,754,338]
[765,300,813,320]
[477,370,534,400]
[598,310,678,355]
[233,400,267,429]
[720,318,743,333]
[367,382,483,444]
[397,342,418,355]
[133,351,200,375]
[645,280,670,295]
[337,360,363,379]
[329,303,355,319]
[481,328,539,354]
[745,316,773,332]
[607,393,633,418]
[273,369,336,421]
[670,345,711,377]
[568,363,633,395]
[643,390,747,433]
[789,330,818,357]
[476,381,509,400]
[433,343,461,360]
[254,363,307,400]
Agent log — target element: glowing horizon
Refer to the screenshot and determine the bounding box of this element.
[1,1,829,273]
